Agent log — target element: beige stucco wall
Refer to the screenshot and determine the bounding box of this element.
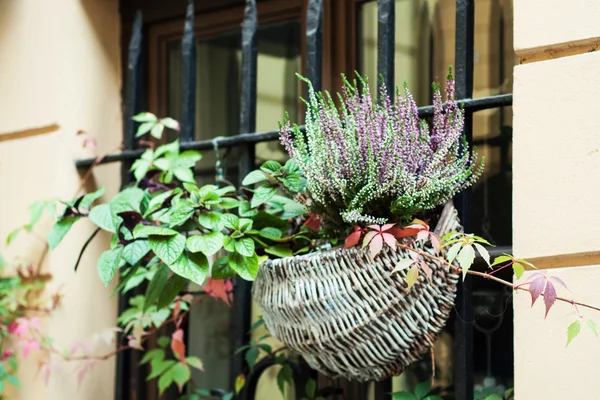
[513,8,600,399]
[0,0,121,399]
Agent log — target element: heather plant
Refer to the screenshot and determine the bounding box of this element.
[280,69,483,228]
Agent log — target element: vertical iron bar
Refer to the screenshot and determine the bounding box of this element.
[453,1,475,399]
[305,0,323,92]
[116,10,143,400]
[231,0,258,387]
[377,0,395,100]
[180,0,197,143]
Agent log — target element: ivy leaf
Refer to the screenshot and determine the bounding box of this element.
[48,216,79,250]
[344,228,362,249]
[250,186,277,208]
[186,232,224,256]
[392,259,414,274]
[79,187,106,210]
[160,117,180,131]
[456,245,475,279]
[235,374,245,394]
[169,251,209,285]
[276,364,293,397]
[171,329,186,363]
[228,253,259,281]
[543,281,557,318]
[149,234,186,265]
[566,320,581,347]
[415,381,431,399]
[89,204,116,233]
[144,266,170,310]
[136,121,156,137]
[235,238,255,257]
[491,254,512,267]
[513,262,525,280]
[242,170,267,186]
[446,242,462,266]
[473,243,490,266]
[186,356,204,371]
[245,347,259,372]
[265,245,293,258]
[157,274,188,309]
[133,112,158,123]
[406,264,419,290]
[587,319,598,337]
[198,212,221,230]
[97,246,124,287]
[529,276,546,307]
[258,227,283,240]
[151,123,165,139]
[140,348,165,365]
[391,393,417,400]
[122,240,151,265]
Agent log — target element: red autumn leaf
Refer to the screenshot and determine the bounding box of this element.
[544,281,557,318]
[362,230,378,247]
[381,223,396,231]
[529,276,546,307]
[171,329,186,363]
[430,234,441,254]
[382,232,397,249]
[344,227,363,249]
[417,230,430,242]
[389,226,421,238]
[420,261,433,282]
[303,213,322,231]
[203,278,234,307]
[368,235,383,260]
[549,276,570,291]
[173,300,182,324]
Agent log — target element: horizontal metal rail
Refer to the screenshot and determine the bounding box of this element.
[74,93,512,169]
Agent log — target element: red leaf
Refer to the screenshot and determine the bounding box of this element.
[171,329,186,363]
[368,235,383,260]
[362,230,378,247]
[529,276,546,307]
[430,234,441,254]
[420,261,433,282]
[417,230,429,242]
[344,230,362,249]
[302,214,322,231]
[173,301,182,324]
[390,227,421,238]
[381,232,397,249]
[203,278,234,307]
[544,281,557,318]
[367,224,382,231]
[549,276,570,291]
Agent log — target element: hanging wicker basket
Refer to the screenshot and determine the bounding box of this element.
[252,202,461,381]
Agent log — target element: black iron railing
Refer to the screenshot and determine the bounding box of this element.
[76,0,513,399]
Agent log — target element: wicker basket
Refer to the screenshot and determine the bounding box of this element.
[251,202,461,381]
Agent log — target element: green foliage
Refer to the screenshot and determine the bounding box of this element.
[391,380,442,400]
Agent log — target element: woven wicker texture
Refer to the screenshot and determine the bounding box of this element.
[252,202,461,381]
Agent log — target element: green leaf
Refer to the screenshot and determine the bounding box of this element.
[280,174,301,192]
[235,238,255,257]
[140,348,165,365]
[186,232,224,256]
[97,246,125,287]
[149,234,186,265]
[186,356,204,371]
[171,362,191,392]
[457,245,475,279]
[157,336,170,349]
[89,204,116,232]
[168,201,196,228]
[265,245,293,258]
[391,393,418,400]
[242,170,267,186]
[28,200,45,228]
[80,187,106,209]
[473,243,490,266]
[6,227,21,246]
[221,214,240,230]
[483,395,503,400]
[169,252,209,285]
[261,160,282,174]
[135,225,178,238]
[305,379,316,398]
[258,227,283,240]
[566,320,581,347]
[212,257,237,279]
[144,266,170,310]
[157,274,188,309]
[122,240,151,265]
[235,374,245,394]
[136,121,156,137]
[151,123,165,139]
[588,319,599,337]
[198,212,221,230]
[245,347,259,371]
[252,211,290,232]
[219,197,240,210]
[111,187,145,214]
[5,375,19,388]
[415,381,431,399]
[491,254,512,267]
[160,117,180,130]
[423,396,443,400]
[228,252,259,281]
[446,242,462,265]
[174,167,195,183]
[148,359,176,380]
[239,200,258,217]
[513,262,525,280]
[250,186,277,208]
[144,189,175,217]
[48,216,79,250]
[133,112,158,123]
[276,364,293,397]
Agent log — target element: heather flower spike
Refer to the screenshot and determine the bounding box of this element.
[280,70,483,228]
